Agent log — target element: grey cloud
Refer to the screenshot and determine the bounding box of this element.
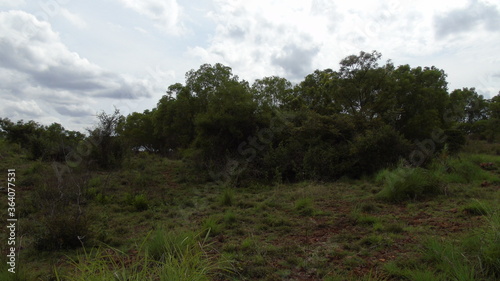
[55,106,93,117]
[272,43,320,80]
[227,25,246,40]
[0,10,151,100]
[434,0,500,38]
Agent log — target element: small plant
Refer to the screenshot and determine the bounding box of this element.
[461,200,491,216]
[87,176,102,188]
[56,229,232,281]
[145,229,196,262]
[241,237,255,252]
[356,214,378,226]
[351,207,379,226]
[202,216,222,237]
[377,166,443,202]
[223,210,237,226]
[383,222,405,233]
[219,188,235,206]
[132,194,149,211]
[294,197,315,216]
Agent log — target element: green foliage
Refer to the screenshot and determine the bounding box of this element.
[57,230,230,281]
[202,216,222,237]
[444,128,467,154]
[376,166,443,202]
[27,168,92,251]
[419,211,500,279]
[461,200,491,216]
[145,229,197,262]
[33,208,90,251]
[430,154,499,185]
[131,194,149,211]
[87,109,127,170]
[350,124,411,176]
[0,118,84,161]
[219,188,235,207]
[223,210,237,226]
[294,197,315,216]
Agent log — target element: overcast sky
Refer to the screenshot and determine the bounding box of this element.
[1,0,499,131]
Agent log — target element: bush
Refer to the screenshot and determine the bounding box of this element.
[33,208,91,251]
[350,125,411,177]
[302,143,353,181]
[202,216,222,237]
[30,171,92,251]
[430,154,499,184]
[132,194,149,211]
[145,229,197,262]
[377,166,443,202]
[294,198,315,216]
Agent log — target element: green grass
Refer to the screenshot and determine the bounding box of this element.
[219,188,235,207]
[2,137,499,281]
[461,199,491,216]
[294,197,315,216]
[55,230,231,281]
[376,166,443,202]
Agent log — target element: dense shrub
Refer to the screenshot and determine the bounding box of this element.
[350,125,411,177]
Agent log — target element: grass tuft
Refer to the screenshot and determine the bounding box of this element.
[294,197,315,216]
[376,166,443,202]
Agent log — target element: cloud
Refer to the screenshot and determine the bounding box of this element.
[0,0,25,8]
[117,0,185,35]
[60,8,87,29]
[272,43,320,79]
[2,100,44,118]
[434,0,500,38]
[0,10,150,100]
[55,105,94,117]
[188,0,327,82]
[188,0,458,83]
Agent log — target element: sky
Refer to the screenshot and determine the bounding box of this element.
[1,0,499,132]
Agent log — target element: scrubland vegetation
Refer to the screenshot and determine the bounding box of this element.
[1,51,499,280]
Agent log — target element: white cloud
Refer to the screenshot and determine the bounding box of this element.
[2,100,44,119]
[0,10,156,130]
[117,0,185,35]
[188,0,330,82]
[60,8,87,29]
[187,0,500,92]
[0,0,25,8]
[0,10,150,99]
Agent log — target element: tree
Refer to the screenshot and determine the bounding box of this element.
[392,65,449,141]
[489,93,500,119]
[119,110,159,152]
[87,109,126,169]
[185,63,239,112]
[0,118,83,161]
[153,85,196,154]
[193,78,258,165]
[251,76,294,110]
[294,69,340,115]
[449,88,489,124]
